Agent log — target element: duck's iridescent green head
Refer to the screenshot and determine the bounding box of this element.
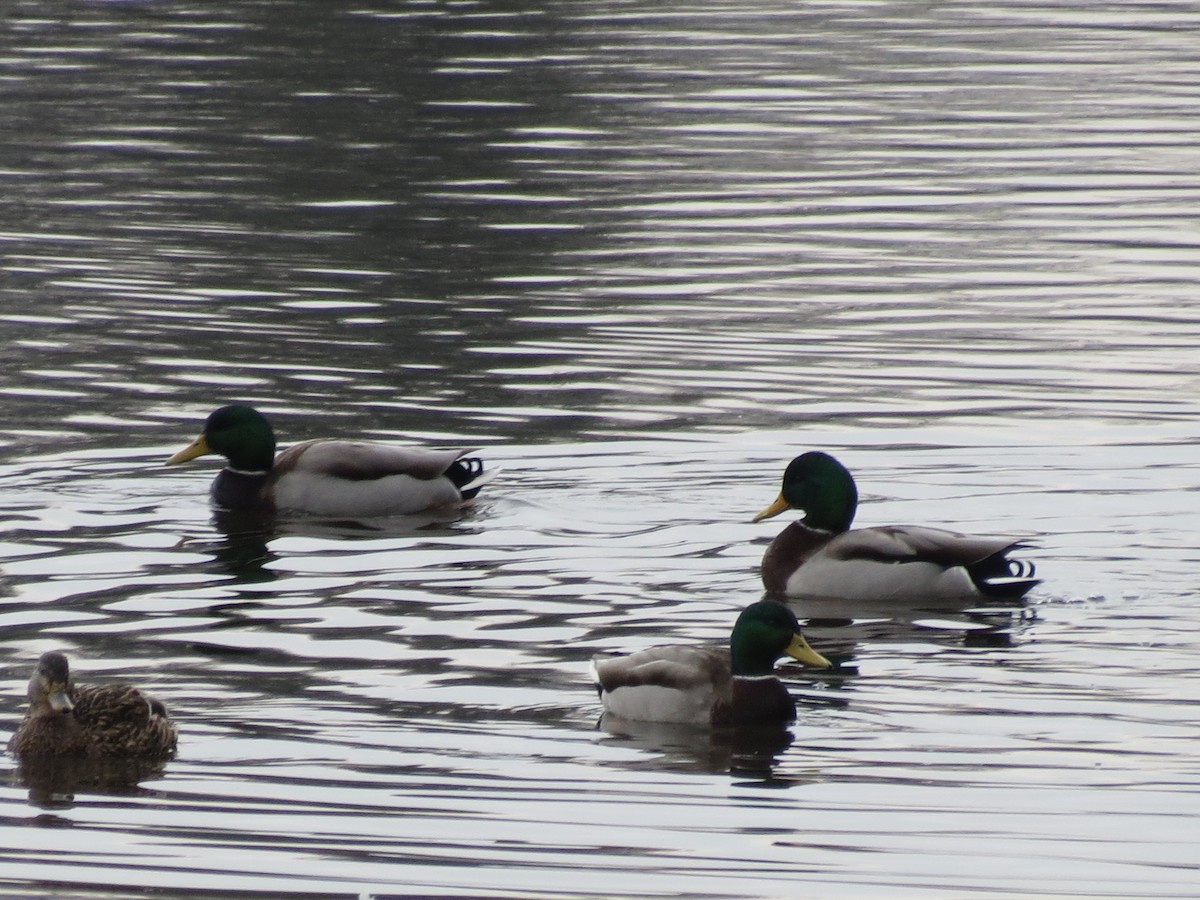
[753,451,858,533]
[729,600,830,677]
[167,404,277,471]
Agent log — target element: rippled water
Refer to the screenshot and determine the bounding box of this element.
[2,2,1199,898]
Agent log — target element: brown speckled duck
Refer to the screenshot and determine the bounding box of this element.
[754,451,1039,601]
[167,404,494,517]
[7,651,178,759]
[590,600,831,727]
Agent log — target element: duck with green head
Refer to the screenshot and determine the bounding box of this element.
[167,404,494,517]
[754,451,1039,601]
[7,651,177,758]
[591,600,832,727]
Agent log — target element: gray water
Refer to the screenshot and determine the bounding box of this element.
[2,2,1199,897]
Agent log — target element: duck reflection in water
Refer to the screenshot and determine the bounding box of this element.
[198,500,491,584]
[12,754,171,810]
[597,716,801,782]
[792,593,1034,664]
[204,506,277,581]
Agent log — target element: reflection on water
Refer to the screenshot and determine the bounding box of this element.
[795,594,1035,661]
[597,716,797,782]
[12,754,169,811]
[1,2,1199,450]
[1,435,1197,897]
[201,505,484,582]
[1,0,1200,897]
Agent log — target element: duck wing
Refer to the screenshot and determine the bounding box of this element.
[827,525,1031,567]
[277,440,470,481]
[592,645,730,693]
[71,684,177,758]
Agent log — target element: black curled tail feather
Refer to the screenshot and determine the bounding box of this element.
[445,456,487,498]
[970,549,1040,599]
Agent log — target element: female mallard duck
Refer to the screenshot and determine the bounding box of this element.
[591,600,832,727]
[754,451,1039,601]
[7,651,178,758]
[167,404,493,517]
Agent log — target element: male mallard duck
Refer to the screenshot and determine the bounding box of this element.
[167,404,493,517]
[590,600,832,727]
[754,451,1040,601]
[7,651,178,758]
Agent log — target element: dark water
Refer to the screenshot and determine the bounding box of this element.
[2,3,1199,897]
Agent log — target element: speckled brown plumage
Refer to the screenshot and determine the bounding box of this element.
[7,651,178,759]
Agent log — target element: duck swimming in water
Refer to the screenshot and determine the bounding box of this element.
[8,651,178,759]
[591,600,832,727]
[754,451,1039,601]
[167,404,494,517]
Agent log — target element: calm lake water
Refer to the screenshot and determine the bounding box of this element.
[2,2,1199,897]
